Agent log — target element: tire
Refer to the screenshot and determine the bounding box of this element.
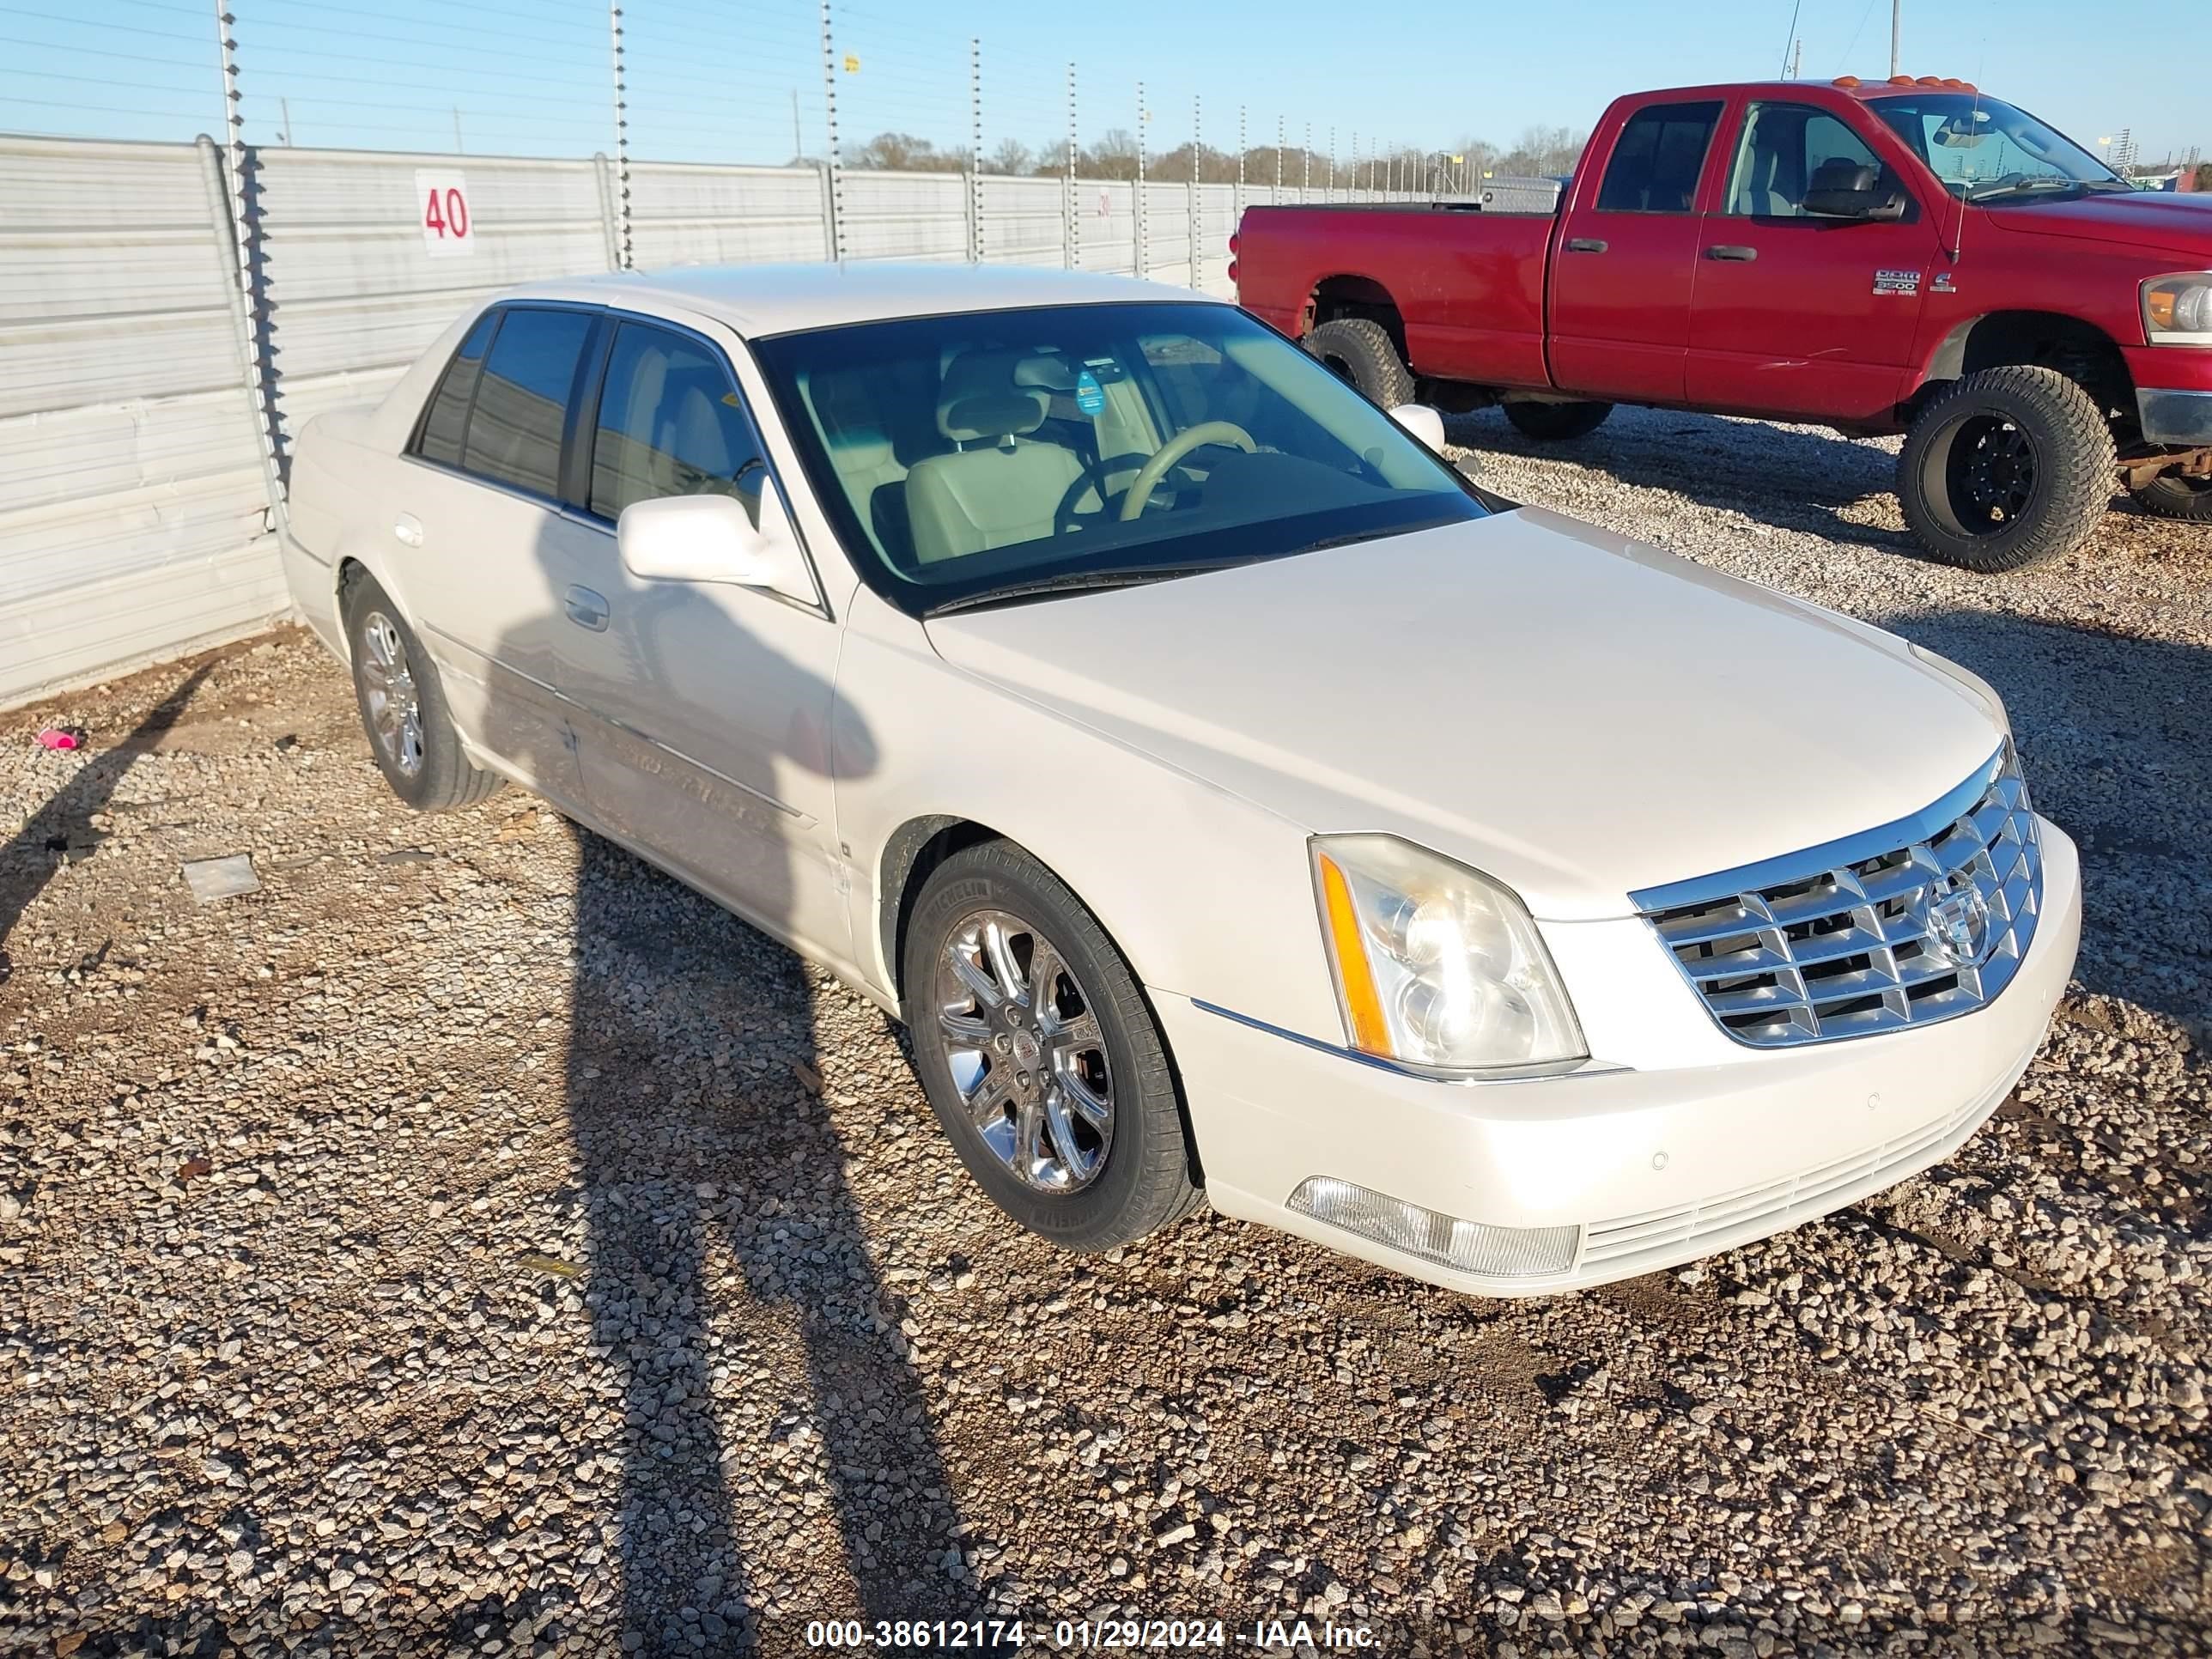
[901,842,1201,1253]
[1503,400,1613,441]
[2129,471,2212,522]
[1304,318,1414,409]
[1897,366,2115,572]
[340,568,502,812]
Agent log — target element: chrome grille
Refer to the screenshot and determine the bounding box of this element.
[1632,745,2041,1048]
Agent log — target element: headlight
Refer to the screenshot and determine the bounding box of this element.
[1310,834,1585,1074]
[2142,272,2212,344]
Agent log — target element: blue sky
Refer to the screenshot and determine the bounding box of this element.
[5,0,2202,167]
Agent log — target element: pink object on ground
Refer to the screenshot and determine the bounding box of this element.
[35,729,82,750]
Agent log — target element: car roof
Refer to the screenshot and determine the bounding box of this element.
[502,261,1229,337]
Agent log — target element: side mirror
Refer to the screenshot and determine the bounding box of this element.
[1803,161,1907,222]
[617,489,818,606]
[1389,402,1449,453]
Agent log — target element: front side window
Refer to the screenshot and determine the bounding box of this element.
[1870,94,2127,204]
[460,307,594,499]
[413,309,497,469]
[750,301,1484,617]
[1595,100,1723,214]
[589,323,767,525]
[1724,103,1895,217]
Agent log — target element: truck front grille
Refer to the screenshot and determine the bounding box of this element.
[1632,745,2041,1048]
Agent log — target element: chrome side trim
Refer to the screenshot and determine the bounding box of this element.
[1189,1000,1627,1086]
[2137,386,2212,447]
[1630,744,2007,915]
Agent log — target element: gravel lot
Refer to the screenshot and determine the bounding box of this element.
[3,410,2208,1657]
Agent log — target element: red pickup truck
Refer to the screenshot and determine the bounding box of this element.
[1235,77,2212,572]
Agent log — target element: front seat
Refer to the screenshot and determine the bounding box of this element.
[903,349,1091,565]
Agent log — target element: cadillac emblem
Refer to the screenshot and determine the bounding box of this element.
[1911,873,1993,969]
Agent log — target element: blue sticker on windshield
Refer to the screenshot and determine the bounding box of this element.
[1074,370,1106,415]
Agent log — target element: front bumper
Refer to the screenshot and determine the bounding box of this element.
[1164,821,2081,1297]
[2136,387,2212,446]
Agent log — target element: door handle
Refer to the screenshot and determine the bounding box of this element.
[564,585,610,632]
[1705,245,1759,262]
[1564,237,1608,253]
[392,513,423,548]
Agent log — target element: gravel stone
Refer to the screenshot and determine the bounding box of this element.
[2,410,2208,1656]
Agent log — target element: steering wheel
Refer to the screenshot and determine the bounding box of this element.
[1117,422,1257,521]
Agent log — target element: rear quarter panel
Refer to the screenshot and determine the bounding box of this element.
[1237,206,1554,389]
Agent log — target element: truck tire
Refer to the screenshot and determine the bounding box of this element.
[1304,319,1413,409]
[1504,400,1613,441]
[1898,366,2114,572]
[2128,471,2212,522]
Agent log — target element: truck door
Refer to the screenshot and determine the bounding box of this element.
[1685,100,1942,422]
[1547,100,1725,404]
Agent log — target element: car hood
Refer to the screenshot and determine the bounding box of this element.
[1984,190,2212,258]
[922,508,2006,921]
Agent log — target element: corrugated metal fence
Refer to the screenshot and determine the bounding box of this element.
[2,131,1310,706]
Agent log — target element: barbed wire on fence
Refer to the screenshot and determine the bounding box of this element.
[0,0,1490,201]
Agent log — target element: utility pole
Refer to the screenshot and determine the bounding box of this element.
[1303,122,1310,202]
[277,95,292,144]
[1275,115,1284,201]
[453,106,463,153]
[1237,106,1246,219]
[1890,0,1902,77]
[791,89,800,161]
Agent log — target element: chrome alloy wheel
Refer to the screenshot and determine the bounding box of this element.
[357,610,424,778]
[935,909,1114,1193]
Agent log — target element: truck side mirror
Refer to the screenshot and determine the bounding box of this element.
[1803,161,1908,222]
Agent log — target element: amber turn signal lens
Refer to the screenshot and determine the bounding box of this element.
[1316,853,1389,1053]
[2148,290,2178,331]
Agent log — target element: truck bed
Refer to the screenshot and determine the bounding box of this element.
[1236,204,1555,392]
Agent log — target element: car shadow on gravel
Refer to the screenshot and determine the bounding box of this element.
[516,574,963,1653]
[1890,607,2209,1030]
[0,664,208,988]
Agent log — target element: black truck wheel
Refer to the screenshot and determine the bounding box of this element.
[1503,400,1614,441]
[1897,366,2114,572]
[1303,319,1413,409]
[2128,471,2212,522]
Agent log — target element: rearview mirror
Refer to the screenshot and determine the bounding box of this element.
[1389,403,1449,453]
[617,489,818,606]
[1803,161,1907,222]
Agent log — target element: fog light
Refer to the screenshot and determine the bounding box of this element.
[1286,1176,1580,1278]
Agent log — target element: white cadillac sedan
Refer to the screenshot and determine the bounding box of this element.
[279,262,2080,1296]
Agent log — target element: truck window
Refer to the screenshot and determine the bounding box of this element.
[1723,103,1890,216]
[1594,101,1722,214]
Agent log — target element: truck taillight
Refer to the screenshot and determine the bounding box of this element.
[1228,262,1237,283]
[1229,232,1240,255]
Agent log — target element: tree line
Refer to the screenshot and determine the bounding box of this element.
[802,123,1590,185]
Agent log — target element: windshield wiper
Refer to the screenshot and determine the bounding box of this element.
[1966,178,2096,204]
[923,562,1235,617]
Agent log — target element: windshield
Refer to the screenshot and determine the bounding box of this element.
[749,301,1484,616]
[1871,94,2126,203]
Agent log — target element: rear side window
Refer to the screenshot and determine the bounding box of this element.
[459,307,595,499]
[588,323,766,525]
[414,310,497,468]
[1595,100,1723,213]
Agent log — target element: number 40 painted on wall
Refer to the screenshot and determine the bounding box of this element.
[414,169,474,258]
